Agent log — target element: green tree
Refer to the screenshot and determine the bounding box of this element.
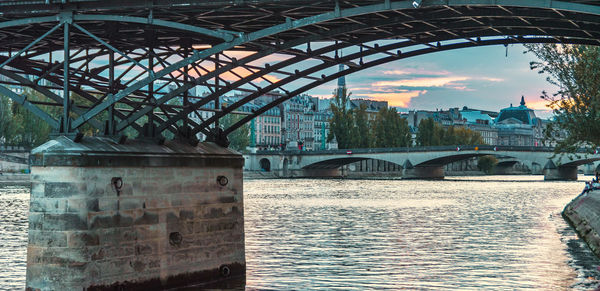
[372,107,411,148]
[416,118,483,146]
[220,113,250,152]
[477,155,498,174]
[525,44,600,152]
[451,126,483,145]
[0,95,17,145]
[354,104,370,148]
[328,86,356,149]
[416,118,440,146]
[10,89,58,147]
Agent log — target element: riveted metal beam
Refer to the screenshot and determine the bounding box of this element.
[224,36,599,135]
[3,0,600,139]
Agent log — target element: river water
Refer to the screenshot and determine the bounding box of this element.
[1,176,600,290]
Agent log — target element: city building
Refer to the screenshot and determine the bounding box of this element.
[495,96,543,146]
[460,109,498,145]
[283,94,315,150]
[252,103,282,150]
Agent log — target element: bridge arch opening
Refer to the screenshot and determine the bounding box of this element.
[259,158,271,172]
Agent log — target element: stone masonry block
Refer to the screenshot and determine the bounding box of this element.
[30,182,45,198]
[29,198,68,213]
[88,211,134,229]
[68,198,100,213]
[134,240,159,256]
[45,182,88,198]
[97,227,138,246]
[43,213,87,231]
[28,230,68,247]
[119,197,144,211]
[68,231,100,247]
[145,197,171,209]
[144,167,174,180]
[134,211,159,226]
[28,213,43,230]
[98,198,119,211]
[134,224,165,241]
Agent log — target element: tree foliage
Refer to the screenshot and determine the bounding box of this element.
[329,86,413,149]
[525,44,600,152]
[1,89,59,147]
[328,86,357,149]
[416,117,483,146]
[354,104,371,148]
[477,155,498,174]
[0,94,18,145]
[372,107,411,148]
[219,113,250,152]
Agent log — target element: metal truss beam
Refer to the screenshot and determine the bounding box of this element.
[69,0,600,130]
[1,0,600,143]
[152,16,600,136]
[224,37,599,135]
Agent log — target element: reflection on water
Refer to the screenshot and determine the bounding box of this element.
[1,176,600,290]
[0,187,29,290]
[244,176,600,290]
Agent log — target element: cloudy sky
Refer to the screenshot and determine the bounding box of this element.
[305,44,556,118]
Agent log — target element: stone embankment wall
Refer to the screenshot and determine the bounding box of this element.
[0,173,30,186]
[0,152,29,172]
[563,189,600,258]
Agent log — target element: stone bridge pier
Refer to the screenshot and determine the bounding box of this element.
[402,165,444,179]
[26,137,245,290]
[543,160,578,181]
[401,161,444,180]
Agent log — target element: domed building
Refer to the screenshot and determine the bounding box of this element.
[495,96,543,146]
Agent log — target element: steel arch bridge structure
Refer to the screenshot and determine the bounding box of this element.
[2,0,600,147]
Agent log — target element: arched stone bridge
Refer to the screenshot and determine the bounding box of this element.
[246,145,600,180]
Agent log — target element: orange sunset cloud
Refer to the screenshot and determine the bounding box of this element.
[356,90,427,107]
[373,76,470,88]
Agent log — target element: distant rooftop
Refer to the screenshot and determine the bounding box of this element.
[496,96,537,125]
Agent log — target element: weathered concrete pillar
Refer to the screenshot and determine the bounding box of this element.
[26,137,245,290]
[544,160,578,181]
[402,164,445,179]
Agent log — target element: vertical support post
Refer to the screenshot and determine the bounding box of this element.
[63,21,70,133]
[183,47,189,130]
[108,51,115,135]
[147,48,154,136]
[214,53,220,129]
[250,118,256,148]
[321,122,326,150]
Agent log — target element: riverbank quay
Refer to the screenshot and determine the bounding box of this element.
[563,189,600,258]
[0,173,30,187]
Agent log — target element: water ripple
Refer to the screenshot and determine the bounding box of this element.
[1,177,599,290]
[244,177,600,290]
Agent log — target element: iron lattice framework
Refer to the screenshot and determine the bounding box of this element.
[1,0,600,146]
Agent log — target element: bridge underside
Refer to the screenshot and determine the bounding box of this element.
[1,1,600,144]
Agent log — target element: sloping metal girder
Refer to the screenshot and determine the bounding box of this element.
[0,1,600,143]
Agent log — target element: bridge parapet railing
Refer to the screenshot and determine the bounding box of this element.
[254,145,577,155]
